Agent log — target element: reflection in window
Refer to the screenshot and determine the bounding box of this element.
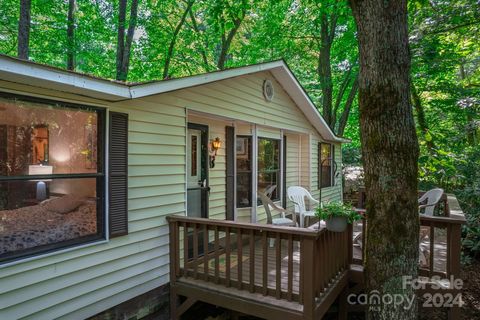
[191,135,197,177]
[236,136,252,208]
[0,96,104,262]
[258,138,280,201]
[319,143,333,188]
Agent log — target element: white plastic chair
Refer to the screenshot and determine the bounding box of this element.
[418,188,444,216]
[418,188,444,266]
[287,186,320,228]
[258,192,297,246]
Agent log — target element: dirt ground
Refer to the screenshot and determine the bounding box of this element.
[182,259,480,320]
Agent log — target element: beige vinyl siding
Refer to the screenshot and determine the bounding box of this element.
[170,71,315,134]
[284,133,300,212]
[0,68,343,320]
[0,84,187,320]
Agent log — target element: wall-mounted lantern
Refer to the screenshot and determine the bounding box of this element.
[209,137,221,168]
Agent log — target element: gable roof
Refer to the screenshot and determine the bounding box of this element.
[0,54,346,143]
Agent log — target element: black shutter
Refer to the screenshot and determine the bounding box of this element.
[109,111,128,237]
[225,126,235,220]
[331,144,335,187]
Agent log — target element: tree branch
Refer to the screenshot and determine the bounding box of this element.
[163,0,195,79]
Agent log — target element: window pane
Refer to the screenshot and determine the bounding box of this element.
[237,172,252,207]
[320,144,332,188]
[236,136,251,207]
[0,97,100,176]
[0,178,101,258]
[258,138,280,201]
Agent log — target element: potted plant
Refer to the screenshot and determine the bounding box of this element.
[315,201,361,232]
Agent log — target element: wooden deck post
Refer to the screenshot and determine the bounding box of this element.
[448,224,462,320]
[168,220,179,319]
[302,237,316,319]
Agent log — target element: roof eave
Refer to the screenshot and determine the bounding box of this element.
[0,55,130,101]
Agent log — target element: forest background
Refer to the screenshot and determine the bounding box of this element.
[1,0,479,261]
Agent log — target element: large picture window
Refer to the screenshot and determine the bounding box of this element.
[0,95,105,262]
[236,136,252,208]
[319,143,334,188]
[258,138,280,201]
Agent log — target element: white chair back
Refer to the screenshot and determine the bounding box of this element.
[418,188,444,216]
[287,186,309,214]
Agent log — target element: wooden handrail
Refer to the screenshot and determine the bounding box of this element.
[355,191,465,279]
[168,215,350,315]
[167,215,324,238]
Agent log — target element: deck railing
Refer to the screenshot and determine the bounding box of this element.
[355,192,465,279]
[167,215,350,318]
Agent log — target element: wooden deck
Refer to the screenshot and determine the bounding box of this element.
[167,193,466,320]
[189,237,302,296]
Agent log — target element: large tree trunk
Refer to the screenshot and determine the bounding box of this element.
[116,0,138,81]
[349,1,420,319]
[163,0,195,79]
[18,0,31,60]
[67,0,76,70]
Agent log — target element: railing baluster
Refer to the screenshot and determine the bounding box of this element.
[446,225,451,276]
[237,228,243,289]
[183,222,189,278]
[193,223,199,279]
[203,224,209,280]
[318,232,325,293]
[226,227,231,287]
[275,233,281,299]
[287,234,293,301]
[249,229,255,293]
[262,231,268,296]
[214,226,220,284]
[169,221,178,286]
[429,225,435,276]
[299,238,303,304]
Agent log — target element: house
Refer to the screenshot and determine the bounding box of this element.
[0,54,347,319]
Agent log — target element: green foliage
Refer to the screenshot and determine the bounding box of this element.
[315,201,361,223]
[0,0,478,257]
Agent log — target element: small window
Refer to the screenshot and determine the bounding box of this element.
[236,136,252,208]
[0,95,105,262]
[319,143,334,188]
[258,138,280,202]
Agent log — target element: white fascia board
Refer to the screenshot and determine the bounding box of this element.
[270,65,345,143]
[129,60,285,98]
[0,55,130,100]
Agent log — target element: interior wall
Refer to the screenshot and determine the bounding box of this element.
[0,97,97,197]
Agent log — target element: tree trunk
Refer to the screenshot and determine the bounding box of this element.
[67,0,76,71]
[163,0,195,79]
[348,1,420,319]
[318,13,335,129]
[116,0,138,81]
[116,0,127,79]
[411,82,435,150]
[18,0,31,60]
[189,8,210,72]
[337,77,358,136]
[217,16,243,70]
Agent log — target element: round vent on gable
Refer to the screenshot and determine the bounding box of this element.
[263,80,274,102]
